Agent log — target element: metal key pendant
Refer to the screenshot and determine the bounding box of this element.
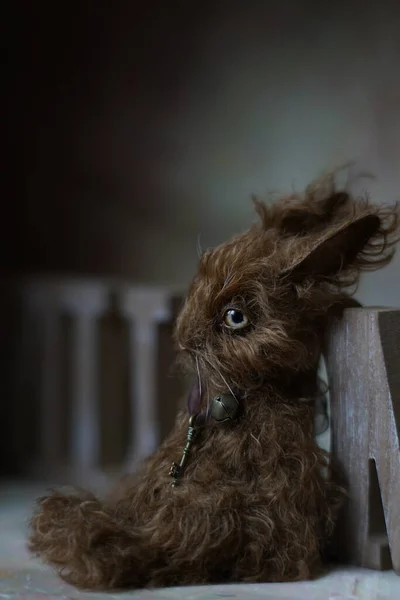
[169,414,199,487]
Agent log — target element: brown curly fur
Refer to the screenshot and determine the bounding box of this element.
[29,173,400,590]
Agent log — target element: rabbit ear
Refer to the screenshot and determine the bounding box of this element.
[253,191,350,235]
[278,192,349,236]
[285,214,382,279]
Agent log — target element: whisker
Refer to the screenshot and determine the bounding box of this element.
[205,377,211,417]
[195,356,202,401]
[202,354,238,402]
[218,371,238,401]
[250,433,261,446]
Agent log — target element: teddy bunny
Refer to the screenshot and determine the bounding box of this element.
[29,174,399,590]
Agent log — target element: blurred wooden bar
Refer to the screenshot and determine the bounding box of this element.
[59,282,108,475]
[326,307,400,574]
[119,287,172,469]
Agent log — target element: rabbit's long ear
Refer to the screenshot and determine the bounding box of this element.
[253,175,350,235]
[277,192,349,236]
[287,214,380,278]
[253,174,399,281]
[284,207,399,281]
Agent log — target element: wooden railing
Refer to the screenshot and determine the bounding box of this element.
[12,278,186,486]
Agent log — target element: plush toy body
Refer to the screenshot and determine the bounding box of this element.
[29,176,399,590]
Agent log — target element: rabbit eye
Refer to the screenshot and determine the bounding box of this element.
[223,309,249,330]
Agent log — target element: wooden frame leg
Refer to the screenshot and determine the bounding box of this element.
[326,308,400,573]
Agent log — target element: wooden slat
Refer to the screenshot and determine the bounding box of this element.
[119,287,172,469]
[326,307,400,573]
[156,294,186,442]
[98,299,131,467]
